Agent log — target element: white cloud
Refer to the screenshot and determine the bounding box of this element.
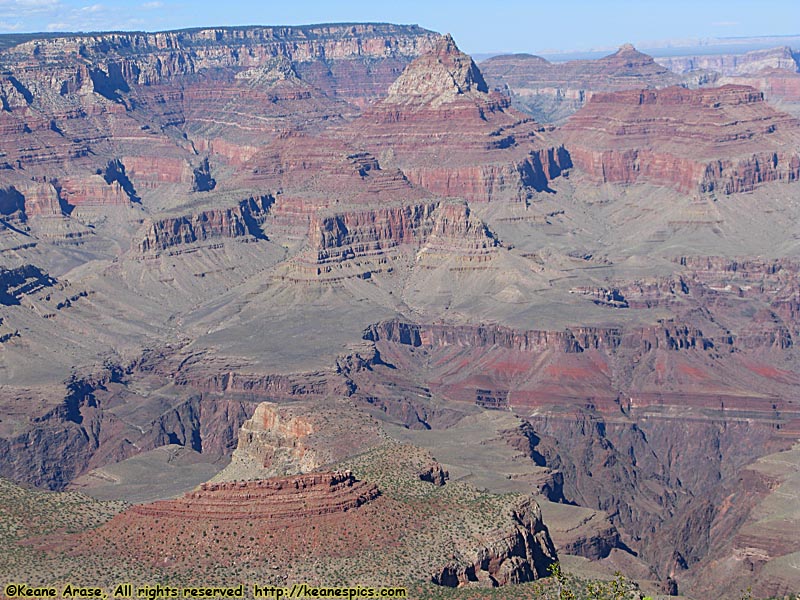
[0,0,60,20]
[1,0,167,31]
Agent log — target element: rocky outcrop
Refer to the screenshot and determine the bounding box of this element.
[561,84,800,194]
[57,173,136,209]
[243,136,435,237]
[431,495,557,587]
[136,195,272,254]
[418,463,449,486]
[311,201,438,266]
[0,182,70,219]
[481,44,686,123]
[284,200,501,281]
[223,402,319,478]
[214,399,386,483]
[129,470,379,520]
[570,276,690,309]
[123,156,196,189]
[721,69,800,103]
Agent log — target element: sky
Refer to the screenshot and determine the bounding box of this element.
[0,0,798,55]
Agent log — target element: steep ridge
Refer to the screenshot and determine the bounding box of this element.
[481,44,687,123]
[342,35,571,203]
[561,84,800,194]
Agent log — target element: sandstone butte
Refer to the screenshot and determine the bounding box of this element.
[560,84,800,194]
[340,34,571,203]
[67,461,559,589]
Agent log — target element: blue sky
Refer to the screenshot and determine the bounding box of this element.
[0,0,798,54]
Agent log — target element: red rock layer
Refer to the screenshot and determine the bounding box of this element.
[561,84,800,194]
[57,175,131,208]
[362,317,799,419]
[129,470,379,520]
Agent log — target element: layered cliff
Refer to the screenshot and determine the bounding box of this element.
[136,194,272,254]
[130,470,380,520]
[284,199,500,281]
[215,400,385,482]
[0,24,441,228]
[2,24,440,101]
[561,84,800,194]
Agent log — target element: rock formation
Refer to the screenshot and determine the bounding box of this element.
[214,400,386,482]
[1,22,800,600]
[343,35,570,203]
[431,495,557,587]
[561,84,800,194]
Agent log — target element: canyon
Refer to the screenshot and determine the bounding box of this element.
[0,22,799,600]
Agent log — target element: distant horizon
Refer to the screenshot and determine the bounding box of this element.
[0,24,797,64]
[0,0,798,56]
